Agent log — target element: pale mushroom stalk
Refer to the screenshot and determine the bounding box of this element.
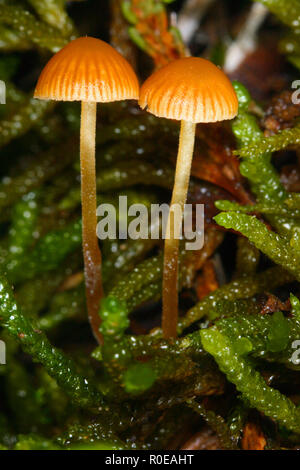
[224,3,268,73]
[0,80,5,104]
[177,0,215,44]
[80,101,103,342]
[162,120,196,338]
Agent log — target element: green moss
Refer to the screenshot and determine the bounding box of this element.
[201,328,300,434]
[123,363,157,394]
[0,4,69,52]
[0,0,300,450]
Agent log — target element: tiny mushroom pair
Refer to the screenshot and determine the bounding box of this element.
[34,36,238,343]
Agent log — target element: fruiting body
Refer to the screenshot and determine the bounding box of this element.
[35,37,139,344]
[139,57,238,123]
[34,37,139,102]
[140,57,238,338]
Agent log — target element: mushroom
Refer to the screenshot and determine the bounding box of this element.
[34,37,139,343]
[139,57,238,338]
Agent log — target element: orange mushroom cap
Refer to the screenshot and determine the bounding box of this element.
[34,37,139,102]
[139,57,238,123]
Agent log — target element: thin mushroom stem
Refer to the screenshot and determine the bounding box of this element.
[162,120,196,338]
[80,100,103,344]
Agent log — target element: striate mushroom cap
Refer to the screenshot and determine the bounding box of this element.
[34,37,139,102]
[139,57,238,123]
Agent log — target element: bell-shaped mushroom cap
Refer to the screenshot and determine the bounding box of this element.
[139,57,238,123]
[34,37,139,102]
